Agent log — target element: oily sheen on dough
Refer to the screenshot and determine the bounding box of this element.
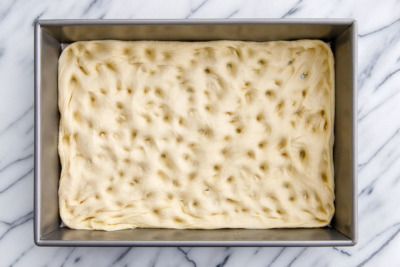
[58,40,335,231]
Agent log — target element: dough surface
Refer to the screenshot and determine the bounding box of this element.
[58,40,335,230]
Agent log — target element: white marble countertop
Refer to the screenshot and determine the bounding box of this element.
[1,0,400,266]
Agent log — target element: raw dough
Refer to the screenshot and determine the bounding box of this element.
[58,40,335,230]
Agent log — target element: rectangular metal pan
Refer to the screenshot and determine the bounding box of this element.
[34,19,357,246]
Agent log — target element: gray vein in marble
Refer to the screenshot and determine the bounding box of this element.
[358,126,400,170]
[359,151,400,196]
[226,9,239,18]
[0,154,32,172]
[0,105,33,135]
[149,248,161,267]
[177,247,197,267]
[73,256,81,264]
[60,248,76,267]
[356,227,400,267]
[186,0,210,19]
[253,247,261,255]
[288,248,307,267]
[309,256,327,267]
[9,245,34,267]
[83,0,102,15]
[216,253,230,267]
[359,222,400,251]
[0,211,33,241]
[25,124,34,135]
[374,67,400,92]
[267,247,285,266]
[32,10,46,27]
[282,0,303,18]
[359,17,400,38]
[358,31,400,93]
[0,0,19,22]
[23,142,34,151]
[112,247,132,265]
[333,247,352,256]
[358,87,400,122]
[0,167,33,193]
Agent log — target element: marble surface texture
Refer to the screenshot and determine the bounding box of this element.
[1,0,400,266]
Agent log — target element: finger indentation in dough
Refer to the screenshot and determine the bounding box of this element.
[245,91,252,103]
[198,127,213,138]
[145,49,155,60]
[188,172,197,181]
[299,149,307,160]
[247,48,255,57]
[220,147,229,157]
[62,135,70,146]
[278,138,287,150]
[79,65,88,75]
[213,164,220,172]
[157,170,168,181]
[72,133,78,142]
[276,101,284,114]
[265,90,275,98]
[123,47,131,56]
[321,173,328,183]
[155,88,163,98]
[163,51,172,60]
[116,102,123,109]
[172,179,180,187]
[227,46,241,58]
[174,217,184,223]
[106,186,113,193]
[258,141,266,149]
[87,120,93,129]
[247,150,255,159]
[259,162,268,172]
[73,112,81,123]
[204,105,212,112]
[106,62,116,72]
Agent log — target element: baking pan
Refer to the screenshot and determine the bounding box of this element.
[34,19,357,246]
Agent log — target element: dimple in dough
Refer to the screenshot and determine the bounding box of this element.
[58,40,335,231]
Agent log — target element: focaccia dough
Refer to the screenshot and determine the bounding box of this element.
[58,40,335,230]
